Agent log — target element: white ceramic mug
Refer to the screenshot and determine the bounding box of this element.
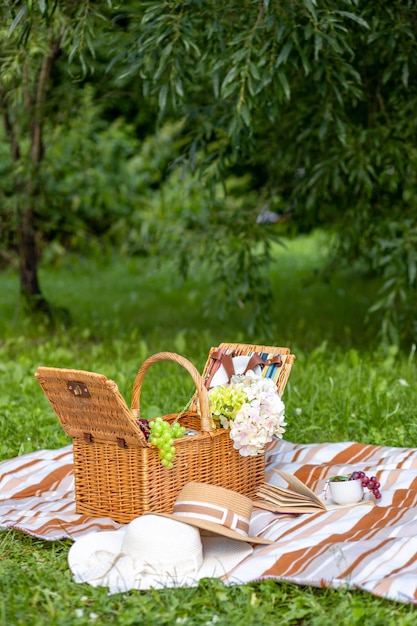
[327,476,364,505]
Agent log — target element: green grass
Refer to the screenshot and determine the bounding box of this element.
[1,230,417,625]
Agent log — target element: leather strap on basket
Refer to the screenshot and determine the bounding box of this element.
[244,353,282,372]
[205,349,283,388]
[131,352,213,433]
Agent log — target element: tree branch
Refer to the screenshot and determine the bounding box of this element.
[30,38,61,164]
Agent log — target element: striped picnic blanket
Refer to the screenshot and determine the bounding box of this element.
[1,439,417,604]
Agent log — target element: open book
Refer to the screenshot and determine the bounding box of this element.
[254,469,374,514]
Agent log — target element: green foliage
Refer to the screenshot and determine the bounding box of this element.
[0,88,186,261]
[39,89,143,257]
[2,0,417,344]
[153,171,281,336]
[368,220,417,345]
[121,0,417,345]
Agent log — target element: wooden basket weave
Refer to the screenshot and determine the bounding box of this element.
[35,344,295,523]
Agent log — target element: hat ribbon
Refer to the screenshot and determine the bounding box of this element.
[173,501,250,538]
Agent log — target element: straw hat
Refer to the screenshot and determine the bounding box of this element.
[159,482,273,545]
[68,515,253,593]
[68,482,271,593]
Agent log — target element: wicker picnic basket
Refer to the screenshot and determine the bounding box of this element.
[35,342,295,523]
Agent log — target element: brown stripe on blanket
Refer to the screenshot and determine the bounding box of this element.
[326,442,383,466]
[260,544,329,578]
[5,465,74,500]
[373,569,417,602]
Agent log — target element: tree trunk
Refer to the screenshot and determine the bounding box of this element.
[2,40,61,311]
[17,201,43,301]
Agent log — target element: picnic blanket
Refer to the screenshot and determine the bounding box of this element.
[1,438,417,604]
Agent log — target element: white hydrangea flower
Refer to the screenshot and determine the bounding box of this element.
[208,371,286,456]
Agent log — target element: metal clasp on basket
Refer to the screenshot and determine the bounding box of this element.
[67,381,90,397]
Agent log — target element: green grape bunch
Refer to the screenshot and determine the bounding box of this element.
[148,417,186,469]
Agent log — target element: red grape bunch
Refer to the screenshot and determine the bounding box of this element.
[350,470,382,500]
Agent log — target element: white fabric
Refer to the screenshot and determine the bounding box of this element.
[209,355,261,387]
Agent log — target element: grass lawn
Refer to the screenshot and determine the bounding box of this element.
[1,231,417,625]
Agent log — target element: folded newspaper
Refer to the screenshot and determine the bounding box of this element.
[254,469,374,514]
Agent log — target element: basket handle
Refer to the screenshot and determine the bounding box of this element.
[131,351,213,433]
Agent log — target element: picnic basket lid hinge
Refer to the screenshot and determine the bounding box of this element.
[82,433,127,448]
